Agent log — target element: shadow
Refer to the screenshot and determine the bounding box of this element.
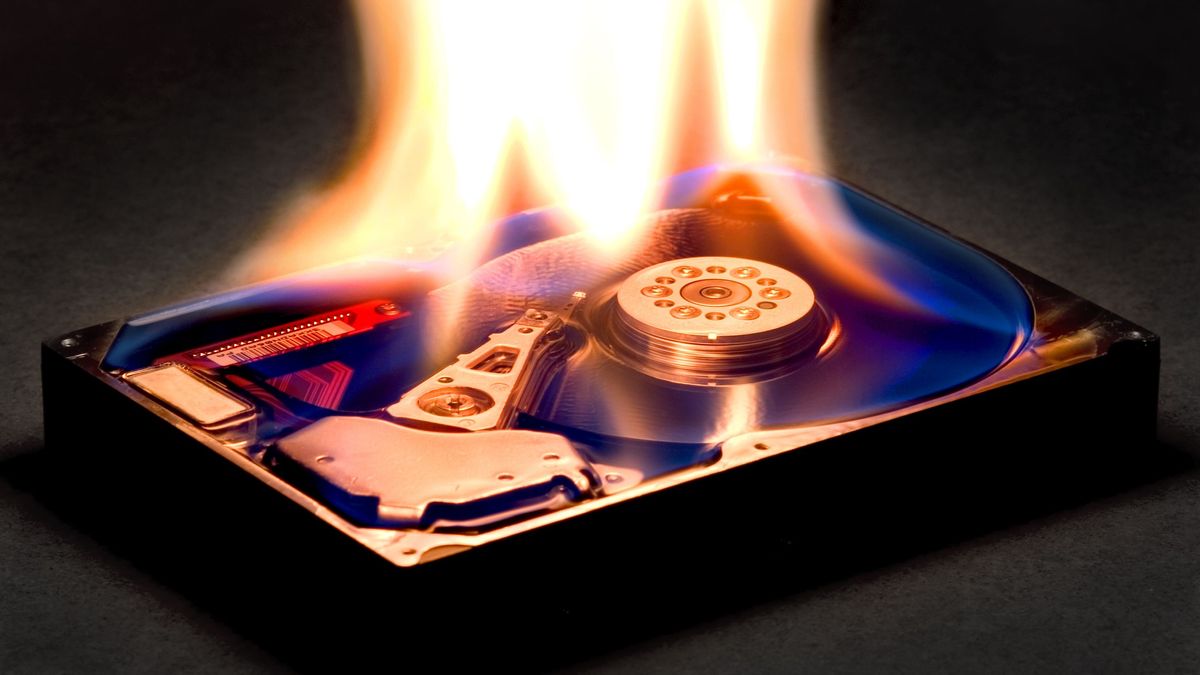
[3,435,1190,672]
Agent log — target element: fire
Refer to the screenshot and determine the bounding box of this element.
[229,0,830,282]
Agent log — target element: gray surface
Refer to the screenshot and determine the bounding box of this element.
[3,1,1199,672]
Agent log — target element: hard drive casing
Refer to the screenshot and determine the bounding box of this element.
[40,172,1158,667]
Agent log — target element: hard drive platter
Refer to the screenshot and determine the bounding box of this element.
[43,165,1156,565]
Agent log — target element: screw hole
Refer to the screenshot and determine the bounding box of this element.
[498,473,515,481]
[754,443,769,451]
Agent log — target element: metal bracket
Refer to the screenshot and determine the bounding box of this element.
[386,292,585,431]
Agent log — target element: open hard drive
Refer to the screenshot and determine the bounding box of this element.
[42,166,1158,568]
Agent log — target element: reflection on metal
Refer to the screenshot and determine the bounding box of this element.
[610,256,827,384]
[386,293,585,431]
[123,363,255,438]
[274,417,598,529]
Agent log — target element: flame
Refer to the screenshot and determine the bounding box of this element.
[229,0,830,281]
[705,0,775,157]
[215,0,971,447]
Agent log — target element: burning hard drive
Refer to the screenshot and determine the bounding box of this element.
[42,165,1158,570]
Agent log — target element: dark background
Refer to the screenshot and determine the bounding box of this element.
[3,1,1199,672]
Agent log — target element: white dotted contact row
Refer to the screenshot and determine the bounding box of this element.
[192,312,353,358]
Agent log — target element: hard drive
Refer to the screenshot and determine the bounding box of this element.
[41,165,1158,663]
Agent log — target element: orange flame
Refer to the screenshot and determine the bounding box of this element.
[229,0,831,282]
